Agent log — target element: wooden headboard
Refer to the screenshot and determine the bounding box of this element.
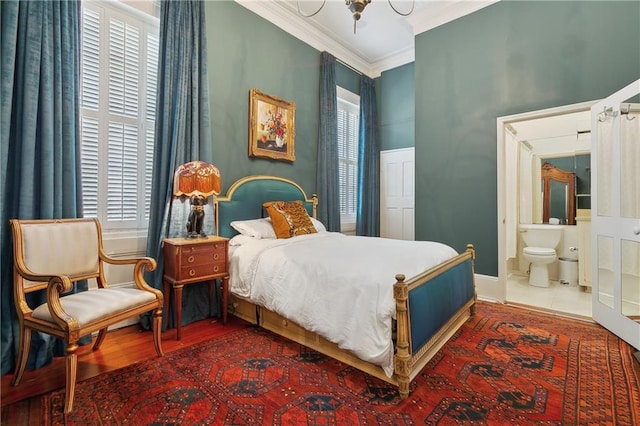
[214,175,318,238]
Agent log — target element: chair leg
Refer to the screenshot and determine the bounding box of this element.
[153,308,164,357]
[11,327,31,386]
[64,342,79,414]
[92,328,108,351]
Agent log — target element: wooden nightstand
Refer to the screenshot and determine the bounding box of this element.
[162,236,229,340]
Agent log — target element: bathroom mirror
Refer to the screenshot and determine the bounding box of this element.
[517,126,591,226]
[541,162,575,225]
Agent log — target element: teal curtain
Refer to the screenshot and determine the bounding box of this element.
[1,0,85,375]
[356,76,380,236]
[142,0,216,330]
[316,51,341,231]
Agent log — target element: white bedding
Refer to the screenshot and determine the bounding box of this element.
[229,232,458,376]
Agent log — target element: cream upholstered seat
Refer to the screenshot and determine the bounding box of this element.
[10,218,164,414]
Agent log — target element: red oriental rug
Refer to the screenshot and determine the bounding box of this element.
[5,302,640,425]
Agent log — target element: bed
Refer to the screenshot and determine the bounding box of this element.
[214,175,477,398]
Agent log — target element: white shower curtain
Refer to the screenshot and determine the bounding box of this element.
[620,108,639,219]
[596,115,614,217]
[505,129,518,258]
[519,143,534,225]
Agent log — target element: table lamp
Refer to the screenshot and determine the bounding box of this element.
[173,161,221,238]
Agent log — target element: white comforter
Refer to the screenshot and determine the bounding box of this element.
[229,232,458,376]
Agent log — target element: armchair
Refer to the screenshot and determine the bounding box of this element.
[9,218,164,414]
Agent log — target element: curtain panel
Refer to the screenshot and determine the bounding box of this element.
[143,0,216,330]
[1,0,85,375]
[356,76,380,236]
[316,51,341,232]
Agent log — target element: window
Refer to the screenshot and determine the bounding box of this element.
[337,87,360,231]
[80,0,159,232]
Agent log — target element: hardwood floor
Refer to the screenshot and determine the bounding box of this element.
[1,316,246,410]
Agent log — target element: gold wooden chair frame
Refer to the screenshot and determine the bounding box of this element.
[10,218,164,414]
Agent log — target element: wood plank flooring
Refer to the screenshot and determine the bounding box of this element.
[1,316,246,410]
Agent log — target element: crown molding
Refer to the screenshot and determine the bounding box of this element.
[235,0,498,77]
[370,44,415,76]
[409,0,500,37]
[235,0,380,77]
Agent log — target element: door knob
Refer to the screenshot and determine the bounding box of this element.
[633,225,640,235]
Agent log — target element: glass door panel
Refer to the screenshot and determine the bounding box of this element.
[597,235,614,308]
[621,239,640,318]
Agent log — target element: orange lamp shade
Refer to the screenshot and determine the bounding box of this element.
[173,161,221,197]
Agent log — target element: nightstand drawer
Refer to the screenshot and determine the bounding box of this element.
[179,263,217,280]
[180,249,215,267]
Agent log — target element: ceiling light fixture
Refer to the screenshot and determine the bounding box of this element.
[297,0,415,34]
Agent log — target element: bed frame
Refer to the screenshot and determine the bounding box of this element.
[214,175,477,398]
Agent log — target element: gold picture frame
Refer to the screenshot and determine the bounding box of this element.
[248,88,296,162]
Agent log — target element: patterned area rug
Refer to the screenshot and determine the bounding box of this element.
[9,302,640,424]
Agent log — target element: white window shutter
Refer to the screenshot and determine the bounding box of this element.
[79,1,158,231]
[81,8,100,112]
[80,117,99,218]
[336,87,360,225]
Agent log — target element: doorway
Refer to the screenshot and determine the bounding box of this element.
[497,101,595,318]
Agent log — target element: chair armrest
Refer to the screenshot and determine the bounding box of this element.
[101,254,160,295]
[16,272,78,330]
[45,276,79,330]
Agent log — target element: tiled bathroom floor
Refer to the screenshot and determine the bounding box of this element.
[506,274,592,318]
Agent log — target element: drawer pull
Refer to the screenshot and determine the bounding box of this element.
[189,269,196,277]
[188,255,195,263]
[213,253,219,260]
[213,266,219,272]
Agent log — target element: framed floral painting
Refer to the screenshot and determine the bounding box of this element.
[248,88,296,162]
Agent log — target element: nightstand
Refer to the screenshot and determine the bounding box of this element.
[162,236,229,340]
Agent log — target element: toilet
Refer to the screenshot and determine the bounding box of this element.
[520,224,563,287]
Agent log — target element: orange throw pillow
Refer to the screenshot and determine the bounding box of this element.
[263,200,317,239]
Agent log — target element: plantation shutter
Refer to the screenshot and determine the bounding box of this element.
[80,2,158,229]
[80,7,101,218]
[337,93,359,224]
[145,33,159,221]
[107,18,139,222]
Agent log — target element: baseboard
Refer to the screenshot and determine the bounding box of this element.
[475,273,502,303]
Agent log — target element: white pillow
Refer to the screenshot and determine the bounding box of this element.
[310,217,326,232]
[230,218,276,239]
[229,234,260,246]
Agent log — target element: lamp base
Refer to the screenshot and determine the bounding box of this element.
[186,232,207,239]
[186,195,207,238]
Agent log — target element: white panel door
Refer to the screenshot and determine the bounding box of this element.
[590,79,640,351]
[380,148,414,240]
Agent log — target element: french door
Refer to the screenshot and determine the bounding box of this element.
[590,79,640,351]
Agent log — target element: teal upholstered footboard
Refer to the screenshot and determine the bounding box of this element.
[393,245,476,398]
[408,256,475,354]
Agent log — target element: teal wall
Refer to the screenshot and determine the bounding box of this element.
[379,62,415,151]
[205,1,319,194]
[205,1,361,196]
[413,1,640,275]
